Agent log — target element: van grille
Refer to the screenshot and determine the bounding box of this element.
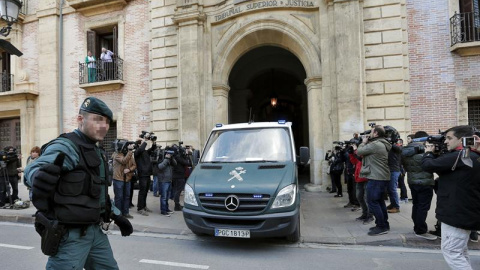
[198,193,271,213]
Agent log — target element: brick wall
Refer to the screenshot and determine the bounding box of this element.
[406,0,458,134]
[61,0,150,141]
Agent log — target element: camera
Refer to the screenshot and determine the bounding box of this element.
[0,147,18,164]
[412,130,447,154]
[111,139,137,154]
[360,125,399,144]
[139,131,157,142]
[368,122,376,128]
[462,137,476,148]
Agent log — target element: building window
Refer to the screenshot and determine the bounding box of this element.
[0,118,21,151]
[451,0,480,46]
[0,52,13,92]
[468,99,480,128]
[80,25,123,85]
[102,122,117,159]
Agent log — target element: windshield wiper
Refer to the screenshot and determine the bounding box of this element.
[203,161,236,163]
[243,160,279,163]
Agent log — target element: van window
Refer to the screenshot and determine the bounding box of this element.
[202,128,292,162]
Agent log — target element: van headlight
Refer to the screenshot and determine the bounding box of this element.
[271,184,296,209]
[184,184,198,206]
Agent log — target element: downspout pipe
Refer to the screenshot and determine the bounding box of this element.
[58,0,65,133]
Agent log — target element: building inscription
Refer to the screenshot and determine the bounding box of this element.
[213,0,317,22]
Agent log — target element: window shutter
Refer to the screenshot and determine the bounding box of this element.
[474,0,480,27]
[87,30,97,57]
[113,26,118,56]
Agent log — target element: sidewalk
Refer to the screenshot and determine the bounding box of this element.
[2,182,479,250]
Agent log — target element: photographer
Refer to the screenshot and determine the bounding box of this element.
[344,137,360,208]
[0,146,22,207]
[157,147,177,216]
[325,146,345,197]
[421,126,480,269]
[171,144,192,211]
[386,139,402,214]
[402,131,436,241]
[357,125,392,236]
[112,143,136,219]
[134,133,157,216]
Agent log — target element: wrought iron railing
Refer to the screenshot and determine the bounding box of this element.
[79,57,124,85]
[450,12,480,46]
[0,73,14,92]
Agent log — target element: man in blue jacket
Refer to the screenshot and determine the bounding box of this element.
[422,125,480,270]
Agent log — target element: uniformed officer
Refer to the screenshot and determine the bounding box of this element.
[25,97,132,270]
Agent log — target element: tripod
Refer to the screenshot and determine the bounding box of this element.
[0,161,13,209]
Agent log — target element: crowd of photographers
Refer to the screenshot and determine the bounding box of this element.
[327,124,480,269]
[110,131,196,219]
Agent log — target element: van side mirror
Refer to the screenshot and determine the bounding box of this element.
[298,147,309,166]
[192,149,201,165]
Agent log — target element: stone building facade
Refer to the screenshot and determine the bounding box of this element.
[0,0,477,188]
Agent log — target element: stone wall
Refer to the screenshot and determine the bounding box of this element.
[363,0,410,139]
[150,0,180,147]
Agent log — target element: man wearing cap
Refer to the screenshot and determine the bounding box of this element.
[25,97,132,269]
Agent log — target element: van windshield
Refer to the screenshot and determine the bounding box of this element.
[201,128,293,163]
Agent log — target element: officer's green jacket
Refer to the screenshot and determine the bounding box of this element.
[25,129,119,219]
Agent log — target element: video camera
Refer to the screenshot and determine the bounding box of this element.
[360,123,400,144]
[333,138,362,154]
[412,130,447,154]
[139,131,157,142]
[0,147,18,164]
[111,139,137,154]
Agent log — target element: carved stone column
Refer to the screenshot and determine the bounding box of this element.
[37,0,61,142]
[304,77,324,189]
[333,0,365,138]
[173,0,206,148]
[212,84,229,125]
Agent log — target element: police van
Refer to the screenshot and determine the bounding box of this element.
[182,121,309,242]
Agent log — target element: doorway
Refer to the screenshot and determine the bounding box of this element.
[228,46,309,150]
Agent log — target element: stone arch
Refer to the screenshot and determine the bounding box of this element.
[212,17,322,87]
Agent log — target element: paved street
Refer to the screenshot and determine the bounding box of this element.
[3,181,480,250]
[2,222,480,270]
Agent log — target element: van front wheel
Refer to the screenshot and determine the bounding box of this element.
[286,216,300,242]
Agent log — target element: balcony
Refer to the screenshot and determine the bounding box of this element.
[79,57,124,93]
[0,73,38,101]
[450,12,480,56]
[66,0,131,16]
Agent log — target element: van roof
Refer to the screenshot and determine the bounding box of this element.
[212,122,292,131]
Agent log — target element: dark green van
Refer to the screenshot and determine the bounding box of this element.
[182,121,309,242]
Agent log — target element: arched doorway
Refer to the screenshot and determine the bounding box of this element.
[228,46,309,150]
[210,21,325,186]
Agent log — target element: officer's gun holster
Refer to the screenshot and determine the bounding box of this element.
[35,212,67,256]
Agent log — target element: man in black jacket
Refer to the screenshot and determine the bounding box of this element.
[422,125,480,269]
[402,131,436,241]
[0,146,22,206]
[171,145,192,211]
[386,143,402,213]
[134,136,156,216]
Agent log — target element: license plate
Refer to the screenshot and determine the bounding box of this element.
[215,228,250,238]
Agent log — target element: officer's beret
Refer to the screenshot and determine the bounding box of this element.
[79,97,113,122]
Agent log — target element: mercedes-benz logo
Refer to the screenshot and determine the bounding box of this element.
[225,195,240,211]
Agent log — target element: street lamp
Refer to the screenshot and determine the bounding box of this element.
[0,0,22,37]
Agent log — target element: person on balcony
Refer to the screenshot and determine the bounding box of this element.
[85,50,96,83]
[100,47,114,81]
